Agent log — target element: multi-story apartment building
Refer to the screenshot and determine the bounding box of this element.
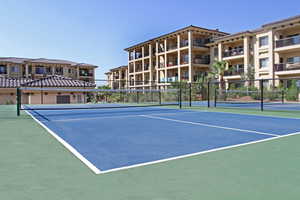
[124,26,228,89]
[0,57,97,82]
[210,15,300,88]
[105,65,128,89]
[105,15,300,90]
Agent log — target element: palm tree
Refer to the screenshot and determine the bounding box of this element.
[209,60,228,91]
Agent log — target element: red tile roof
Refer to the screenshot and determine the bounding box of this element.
[0,75,95,88]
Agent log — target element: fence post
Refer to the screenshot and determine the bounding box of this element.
[159,89,162,105]
[179,82,182,109]
[189,83,192,107]
[17,87,20,116]
[214,87,217,107]
[281,89,284,104]
[260,79,264,111]
[207,81,210,108]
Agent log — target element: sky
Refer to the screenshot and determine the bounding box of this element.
[0,0,299,80]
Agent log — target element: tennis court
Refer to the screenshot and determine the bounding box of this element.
[23,103,300,174]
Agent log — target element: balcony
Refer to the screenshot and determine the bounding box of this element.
[193,56,210,65]
[274,63,300,72]
[129,68,134,73]
[167,60,178,67]
[193,38,210,48]
[135,65,143,72]
[144,63,149,71]
[135,53,142,59]
[224,66,244,76]
[79,70,93,77]
[159,63,165,68]
[180,40,189,48]
[167,44,178,51]
[276,35,300,48]
[223,48,244,58]
[166,76,178,82]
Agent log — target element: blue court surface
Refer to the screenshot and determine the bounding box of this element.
[25,105,300,174]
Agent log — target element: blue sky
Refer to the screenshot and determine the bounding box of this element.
[0,0,299,79]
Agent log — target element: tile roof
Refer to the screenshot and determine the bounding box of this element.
[0,75,95,88]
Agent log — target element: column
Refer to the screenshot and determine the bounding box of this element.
[7,64,10,76]
[156,42,159,86]
[149,44,153,85]
[218,43,223,61]
[177,34,181,81]
[188,30,193,82]
[243,36,250,75]
[25,64,29,78]
[164,39,167,83]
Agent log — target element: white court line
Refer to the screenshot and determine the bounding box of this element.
[98,131,300,174]
[52,111,196,122]
[25,110,101,174]
[141,115,279,137]
[193,108,300,120]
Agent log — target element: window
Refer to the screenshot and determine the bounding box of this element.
[0,65,7,74]
[35,67,45,74]
[11,66,19,73]
[214,47,218,57]
[259,58,269,68]
[287,56,300,64]
[259,36,268,47]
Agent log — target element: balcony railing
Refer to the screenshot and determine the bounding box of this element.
[193,39,210,47]
[274,62,300,71]
[180,40,189,47]
[193,58,210,65]
[136,81,143,85]
[79,71,93,77]
[144,64,149,71]
[158,47,165,53]
[276,35,300,48]
[167,60,178,67]
[135,66,143,72]
[159,63,165,68]
[224,67,244,76]
[223,48,244,57]
[135,53,142,59]
[167,44,178,51]
[129,68,134,73]
[144,52,150,57]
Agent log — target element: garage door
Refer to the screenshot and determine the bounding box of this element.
[57,95,70,104]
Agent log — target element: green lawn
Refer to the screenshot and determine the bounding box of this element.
[1,105,300,200]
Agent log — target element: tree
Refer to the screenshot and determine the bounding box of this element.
[209,60,228,90]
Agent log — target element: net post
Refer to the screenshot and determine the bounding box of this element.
[281,89,284,104]
[83,81,86,104]
[136,90,139,104]
[260,79,264,111]
[207,81,210,108]
[189,83,192,107]
[41,81,43,104]
[16,87,20,116]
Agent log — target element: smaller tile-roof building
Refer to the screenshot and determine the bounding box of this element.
[0,75,96,104]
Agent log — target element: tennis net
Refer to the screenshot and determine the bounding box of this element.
[16,87,180,115]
